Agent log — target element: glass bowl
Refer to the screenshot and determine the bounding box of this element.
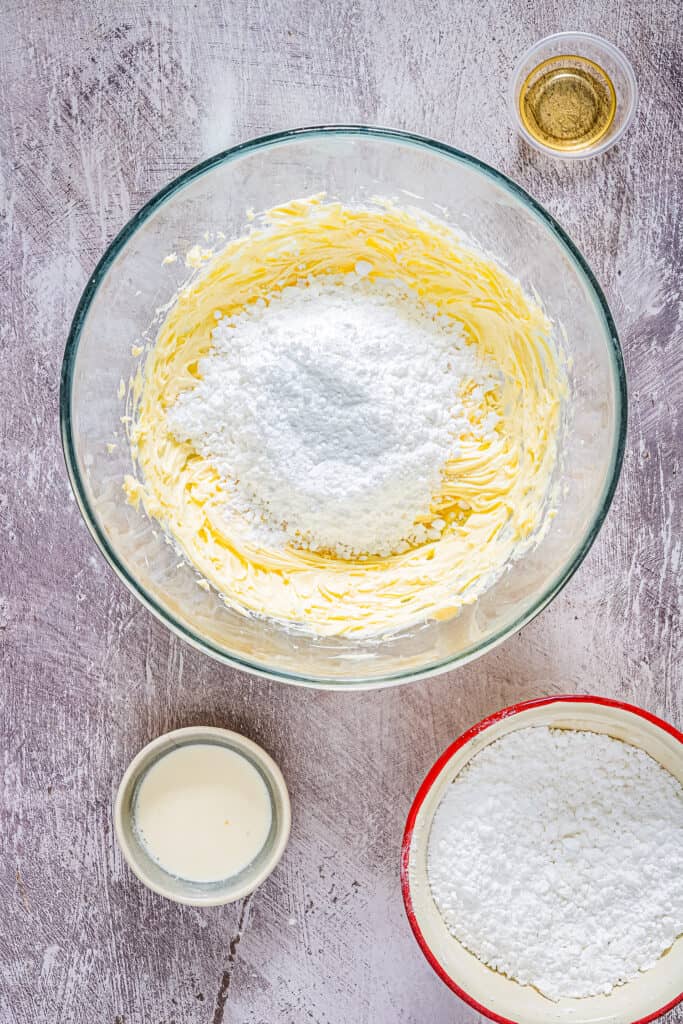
[60,126,626,689]
[509,32,638,159]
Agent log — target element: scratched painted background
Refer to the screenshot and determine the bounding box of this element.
[1,0,681,1022]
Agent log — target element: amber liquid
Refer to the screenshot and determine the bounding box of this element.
[519,55,616,152]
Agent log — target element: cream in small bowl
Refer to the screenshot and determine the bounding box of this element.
[401,696,683,1024]
[115,726,290,905]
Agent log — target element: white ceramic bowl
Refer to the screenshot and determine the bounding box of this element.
[114,726,291,905]
[401,696,683,1024]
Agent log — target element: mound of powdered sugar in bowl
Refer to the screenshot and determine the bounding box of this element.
[427,726,683,1001]
[168,273,498,558]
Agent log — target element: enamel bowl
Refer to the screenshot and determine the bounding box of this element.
[401,696,683,1024]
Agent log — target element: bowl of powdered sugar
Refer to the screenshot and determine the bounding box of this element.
[401,695,683,1023]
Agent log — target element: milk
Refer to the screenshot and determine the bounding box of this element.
[133,743,272,883]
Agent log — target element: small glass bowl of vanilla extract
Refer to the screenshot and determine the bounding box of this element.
[510,32,638,159]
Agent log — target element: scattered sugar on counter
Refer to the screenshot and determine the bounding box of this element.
[427,726,683,1001]
[168,273,498,558]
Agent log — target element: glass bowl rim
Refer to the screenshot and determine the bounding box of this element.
[60,124,627,690]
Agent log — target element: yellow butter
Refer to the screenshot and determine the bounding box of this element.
[124,198,565,637]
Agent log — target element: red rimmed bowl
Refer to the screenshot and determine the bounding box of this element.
[401,696,683,1024]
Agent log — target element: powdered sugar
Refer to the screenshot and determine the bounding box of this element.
[428,727,683,1001]
[168,273,497,558]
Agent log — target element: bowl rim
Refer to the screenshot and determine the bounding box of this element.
[113,725,291,906]
[400,694,683,1024]
[60,124,628,689]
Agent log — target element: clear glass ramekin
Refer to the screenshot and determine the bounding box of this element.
[509,32,638,159]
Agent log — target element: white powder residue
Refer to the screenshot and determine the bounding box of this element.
[428,726,683,1001]
[168,274,497,558]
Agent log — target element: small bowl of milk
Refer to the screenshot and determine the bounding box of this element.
[114,726,291,905]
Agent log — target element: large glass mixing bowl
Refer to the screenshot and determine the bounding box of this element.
[61,127,626,689]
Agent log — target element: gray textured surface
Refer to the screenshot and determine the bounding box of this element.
[1,1,681,1022]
